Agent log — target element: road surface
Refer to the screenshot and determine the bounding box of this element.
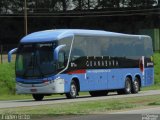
[39,107,160,120]
[114,106,160,114]
[0,90,160,109]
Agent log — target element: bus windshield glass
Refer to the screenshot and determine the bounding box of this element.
[16,42,57,78]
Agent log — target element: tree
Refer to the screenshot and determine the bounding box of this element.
[0,0,158,14]
[72,0,83,10]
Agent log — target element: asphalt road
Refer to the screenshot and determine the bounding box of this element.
[36,107,160,120]
[51,114,143,120]
[114,106,160,114]
[0,90,160,109]
[51,114,160,120]
[41,107,160,120]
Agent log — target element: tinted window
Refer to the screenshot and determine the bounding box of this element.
[71,35,153,58]
[58,36,73,67]
[16,42,56,78]
[143,36,153,56]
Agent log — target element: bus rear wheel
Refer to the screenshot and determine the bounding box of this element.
[89,90,108,97]
[32,94,44,101]
[131,77,140,94]
[124,77,132,94]
[66,81,78,99]
[117,77,132,95]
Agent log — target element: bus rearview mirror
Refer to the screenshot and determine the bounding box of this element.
[8,48,18,62]
[54,44,66,61]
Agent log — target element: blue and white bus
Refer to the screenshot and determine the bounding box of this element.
[8,29,154,101]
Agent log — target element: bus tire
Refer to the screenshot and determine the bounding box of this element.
[124,77,132,94]
[32,94,44,101]
[66,81,77,99]
[117,77,132,95]
[131,77,140,94]
[89,90,108,97]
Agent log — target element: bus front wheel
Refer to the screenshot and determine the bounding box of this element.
[32,94,44,101]
[66,81,78,99]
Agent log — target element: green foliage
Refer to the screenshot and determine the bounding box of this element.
[148,101,160,105]
[154,53,160,85]
[0,0,158,14]
[142,84,160,90]
[0,62,15,94]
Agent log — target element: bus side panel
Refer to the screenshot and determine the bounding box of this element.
[108,69,123,89]
[74,74,90,91]
[61,74,90,92]
[108,68,143,90]
[62,67,154,92]
[86,70,108,91]
[86,71,100,90]
[62,68,153,93]
[144,67,154,86]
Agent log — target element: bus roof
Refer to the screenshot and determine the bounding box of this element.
[20,29,148,43]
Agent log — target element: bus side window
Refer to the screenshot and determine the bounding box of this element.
[71,48,84,61]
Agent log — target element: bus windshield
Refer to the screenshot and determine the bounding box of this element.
[16,42,57,78]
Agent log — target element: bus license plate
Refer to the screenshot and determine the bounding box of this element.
[30,89,37,92]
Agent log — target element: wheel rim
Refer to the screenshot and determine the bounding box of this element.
[70,84,77,97]
[134,80,139,92]
[126,80,131,92]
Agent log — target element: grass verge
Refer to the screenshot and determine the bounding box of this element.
[0,95,160,117]
[141,84,160,91]
[154,53,160,85]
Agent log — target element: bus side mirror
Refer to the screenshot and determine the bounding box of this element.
[8,48,17,62]
[54,44,66,61]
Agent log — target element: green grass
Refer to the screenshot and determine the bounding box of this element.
[0,53,160,100]
[148,101,160,105]
[141,84,160,91]
[153,53,160,85]
[0,95,159,116]
[0,94,31,101]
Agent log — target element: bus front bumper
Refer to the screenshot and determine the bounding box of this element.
[16,79,65,94]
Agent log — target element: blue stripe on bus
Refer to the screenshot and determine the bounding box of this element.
[63,68,154,92]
